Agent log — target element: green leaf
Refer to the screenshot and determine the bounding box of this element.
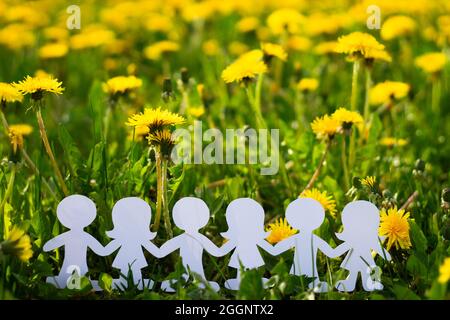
[410,220,428,256]
[58,126,83,178]
[392,284,421,300]
[99,273,113,292]
[237,268,265,300]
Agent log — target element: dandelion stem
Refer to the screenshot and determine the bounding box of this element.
[363,66,372,128]
[161,158,173,239]
[349,60,361,170]
[302,139,331,193]
[154,151,163,232]
[36,108,69,196]
[341,136,350,190]
[400,191,419,211]
[0,164,16,234]
[431,77,441,115]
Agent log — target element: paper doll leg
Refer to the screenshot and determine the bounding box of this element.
[224,268,242,291]
[335,271,358,292]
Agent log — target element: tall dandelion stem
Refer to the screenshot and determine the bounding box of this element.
[349,60,361,170]
[161,158,173,239]
[431,77,441,115]
[341,136,350,190]
[154,151,163,233]
[303,139,331,192]
[363,66,372,126]
[36,108,69,196]
[0,164,16,234]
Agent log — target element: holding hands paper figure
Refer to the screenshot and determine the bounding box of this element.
[43,195,105,289]
[101,197,162,290]
[159,197,225,292]
[272,198,336,293]
[220,198,277,290]
[332,201,391,292]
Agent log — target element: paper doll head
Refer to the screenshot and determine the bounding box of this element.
[57,194,96,230]
[221,198,269,241]
[106,197,156,240]
[336,200,380,243]
[172,197,210,233]
[286,198,325,232]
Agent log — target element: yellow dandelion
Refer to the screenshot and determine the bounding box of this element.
[3,226,33,262]
[311,115,341,140]
[237,16,260,33]
[415,52,447,74]
[147,129,176,158]
[228,41,249,56]
[360,176,377,189]
[379,207,412,251]
[267,8,304,35]
[202,39,220,56]
[370,81,410,106]
[188,106,205,118]
[300,188,337,217]
[126,107,185,133]
[9,124,33,155]
[380,137,408,148]
[0,82,23,103]
[287,36,311,52]
[438,257,450,284]
[70,25,115,50]
[335,32,391,62]
[261,42,287,61]
[332,108,363,128]
[381,15,417,40]
[102,76,142,95]
[221,55,267,84]
[14,75,64,99]
[266,218,297,244]
[144,41,179,60]
[297,78,319,92]
[314,41,338,55]
[39,42,68,59]
[129,125,150,141]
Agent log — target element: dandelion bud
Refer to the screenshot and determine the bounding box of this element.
[415,159,426,172]
[352,176,362,188]
[161,77,173,102]
[180,68,189,86]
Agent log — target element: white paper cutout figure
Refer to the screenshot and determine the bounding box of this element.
[331,200,391,292]
[272,198,336,292]
[219,198,277,290]
[101,197,162,290]
[43,195,105,289]
[159,197,224,292]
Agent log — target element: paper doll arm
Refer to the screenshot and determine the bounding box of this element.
[197,235,234,257]
[315,236,336,258]
[374,242,391,261]
[271,237,295,255]
[142,240,163,258]
[257,240,278,256]
[43,233,67,252]
[158,238,181,258]
[101,240,121,256]
[86,234,107,256]
[327,242,351,258]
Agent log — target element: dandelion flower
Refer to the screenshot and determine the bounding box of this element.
[202,39,220,56]
[379,207,412,250]
[332,108,363,129]
[287,36,311,52]
[314,41,338,55]
[39,42,69,59]
[126,107,185,133]
[415,52,447,74]
[14,75,64,100]
[360,176,377,189]
[300,188,337,217]
[221,54,267,84]
[380,137,408,148]
[335,32,391,62]
[2,226,33,262]
[266,218,297,244]
[311,115,341,140]
[0,82,23,103]
[267,9,304,35]
[102,75,142,96]
[188,106,205,118]
[144,40,179,60]
[369,81,410,106]
[297,78,318,92]
[147,129,176,158]
[438,257,450,284]
[262,42,287,61]
[237,16,260,33]
[9,124,33,156]
[381,15,417,40]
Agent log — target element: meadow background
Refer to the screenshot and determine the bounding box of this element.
[0,0,449,300]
